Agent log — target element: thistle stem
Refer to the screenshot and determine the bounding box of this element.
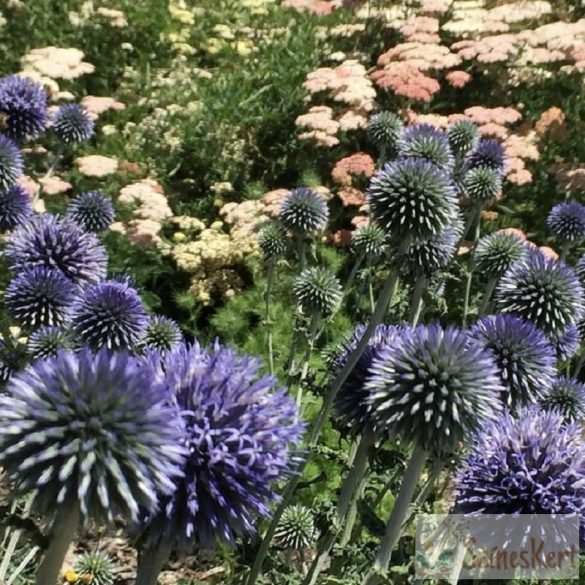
[361,445,428,585]
[264,259,276,375]
[246,240,410,585]
[43,143,64,181]
[478,277,497,317]
[297,311,321,410]
[135,541,173,585]
[344,251,366,292]
[462,210,482,328]
[34,503,80,585]
[297,235,307,273]
[409,276,426,327]
[561,241,571,262]
[368,277,375,314]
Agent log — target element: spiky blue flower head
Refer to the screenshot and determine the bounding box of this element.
[495,251,584,336]
[0,183,33,231]
[140,315,183,353]
[275,504,317,550]
[474,230,526,281]
[368,157,457,244]
[5,215,108,286]
[453,407,585,516]
[72,280,148,350]
[52,103,94,144]
[397,123,455,170]
[27,326,76,360]
[130,341,304,552]
[293,267,342,318]
[332,324,403,434]
[350,223,387,258]
[367,324,504,453]
[468,139,506,173]
[467,314,556,408]
[0,134,23,191]
[402,225,458,278]
[447,119,479,155]
[4,266,78,330]
[550,324,581,362]
[541,376,585,423]
[0,75,48,141]
[462,166,502,204]
[0,348,186,523]
[547,201,585,242]
[258,222,288,259]
[367,111,404,156]
[66,191,115,233]
[279,188,329,235]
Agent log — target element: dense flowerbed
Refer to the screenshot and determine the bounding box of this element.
[0,0,585,584]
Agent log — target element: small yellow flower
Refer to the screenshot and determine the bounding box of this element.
[173,232,187,242]
[63,569,79,583]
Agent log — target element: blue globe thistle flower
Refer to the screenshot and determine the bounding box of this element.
[0,75,48,141]
[547,201,585,242]
[258,223,288,258]
[140,315,183,353]
[467,314,556,408]
[495,251,584,336]
[453,407,585,516]
[0,183,33,231]
[474,230,526,281]
[550,324,580,362]
[447,119,479,155]
[130,341,303,552]
[52,103,94,144]
[367,324,504,453]
[350,223,387,258]
[468,139,506,173]
[397,124,454,170]
[462,166,502,204]
[279,188,329,235]
[293,267,343,318]
[66,191,115,232]
[367,111,404,156]
[27,326,76,360]
[332,324,402,434]
[4,267,78,330]
[72,280,148,350]
[368,157,457,244]
[5,214,108,286]
[0,348,186,522]
[402,226,458,278]
[0,134,24,191]
[541,376,585,423]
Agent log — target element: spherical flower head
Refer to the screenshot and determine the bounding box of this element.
[6,215,108,286]
[72,280,148,350]
[74,551,114,585]
[468,315,556,408]
[52,103,94,144]
[27,326,76,360]
[367,111,404,156]
[402,226,457,278]
[279,188,329,235]
[454,407,585,516]
[0,135,24,191]
[368,157,457,244]
[66,191,115,233]
[550,324,580,362]
[350,223,387,258]
[333,324,402,434]
[258,222,288,258]
[547,201,585,242]
[0,348,186,522]
[275,505,317,550]
[462,166,502,204]
[5,266,78,330]
[447,119,479,155]
[0,183,33,231]
[397,124,455,170]
[474,231,526,281]
[495,251,584,336]
[140,315,183,353]
[293,267,342,318]
[367,324,504,453]
[130,341,304,552]
[0,75,48,141]
[468,139,506,173]
[541,376,585,423]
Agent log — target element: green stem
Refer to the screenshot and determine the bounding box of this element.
[135,541,173,585]
[344,251,366,292]
[34,503,80,585]
[462,210,482,328]
[265,259,276,376]
[478,277,497,317]
[43,143,64,181]
[573,352,585,378]
[361,445,428,585]
[297,311,321,410]
[368,277,375,314]
[560,241,571,262]
[409,276,426,327]
[297,235,306,273]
